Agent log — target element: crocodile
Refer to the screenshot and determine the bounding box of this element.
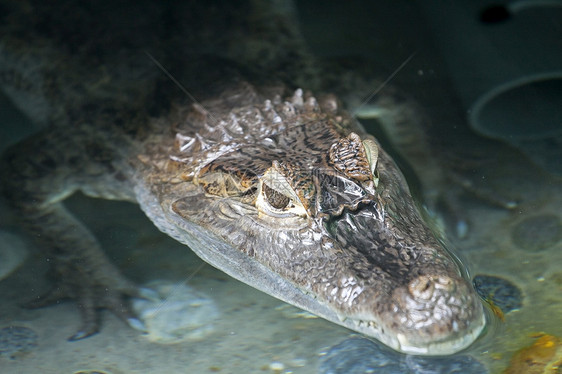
[0,0,485,355]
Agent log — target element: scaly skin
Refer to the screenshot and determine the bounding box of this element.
[0,0,484,354]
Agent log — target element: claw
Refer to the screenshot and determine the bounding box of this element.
[127,317,147,332]
[138,287,160,302]
[109,299,136,324]
[25,280,145,340]
[69,292,100,341]
[68,328,99,341]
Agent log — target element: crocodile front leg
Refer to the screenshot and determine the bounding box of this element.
[0,125,141,340]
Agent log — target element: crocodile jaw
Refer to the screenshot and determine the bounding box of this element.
[343,279,486,355]
[344,311,486,356]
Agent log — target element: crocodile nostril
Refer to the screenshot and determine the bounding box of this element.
[408,275,435,300]
[435,275,456,291]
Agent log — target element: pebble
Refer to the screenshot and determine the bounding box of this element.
[269,361,285,371]
[473,274,523,314]
[503,333,562,374]
[132,280,220,344]
[0,326,38,359]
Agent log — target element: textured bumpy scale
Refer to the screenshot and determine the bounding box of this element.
[0,0,485,356]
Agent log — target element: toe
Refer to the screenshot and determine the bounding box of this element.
[69,293,99,341]
[24,285,70,309]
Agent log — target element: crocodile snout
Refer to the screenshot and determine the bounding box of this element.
[389,273,485,355]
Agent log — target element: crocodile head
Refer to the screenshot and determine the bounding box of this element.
[160,87,485,355]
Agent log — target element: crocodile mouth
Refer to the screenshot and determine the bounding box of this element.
[343,285,487,356]
[346,313,486,355]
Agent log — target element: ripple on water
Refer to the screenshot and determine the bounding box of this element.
[511,214,562,252]
[318,337,488,374]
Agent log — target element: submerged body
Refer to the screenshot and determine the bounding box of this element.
[0,0,484,355]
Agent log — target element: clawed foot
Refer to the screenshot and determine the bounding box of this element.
[24,275,148,341]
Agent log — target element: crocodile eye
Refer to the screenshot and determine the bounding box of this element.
[263,183,290,210]
[255,162,308,218]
